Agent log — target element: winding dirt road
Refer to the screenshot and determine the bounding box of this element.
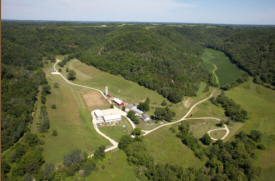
[52,60,229,155]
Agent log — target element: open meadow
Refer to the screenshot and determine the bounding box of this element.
[227,78,275,180]
[143,126,205,168]
[202,48,243,86]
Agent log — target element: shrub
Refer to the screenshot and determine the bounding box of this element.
[133,128,142,136]
[51,104,56,109]
[52,130,58,136]
[161,100,167,106]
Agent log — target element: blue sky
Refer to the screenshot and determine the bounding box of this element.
[2,0,275,24]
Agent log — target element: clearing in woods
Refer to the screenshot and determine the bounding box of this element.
[201,48,243,86]
[81,91,109,109]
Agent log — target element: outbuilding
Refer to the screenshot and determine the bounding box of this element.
[113,98,124,106]
[103,114,121,122]
[142,114,150,121]
[126,104,136,111]
[132,107,144,115]
[94,110,104,118]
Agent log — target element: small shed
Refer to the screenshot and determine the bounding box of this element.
[103,114,121,122]
[142,114,150,121]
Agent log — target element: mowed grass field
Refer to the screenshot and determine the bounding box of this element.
[143,126,205,168]
[41,62,111,165]
[226,78,275,180]
[202,48,243,86]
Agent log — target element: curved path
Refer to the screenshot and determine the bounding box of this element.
[53,60,131,156]
[53,60,111,104]
[142,92,214,136]
[205,59,219,85]
[51,60,229,156]
[184,117,229,140]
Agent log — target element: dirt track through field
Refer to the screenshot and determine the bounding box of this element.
[52,59,229,156]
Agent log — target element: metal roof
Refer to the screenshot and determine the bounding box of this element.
[113,98,123,105]
[132,107,144,114]
[94,110,104,117]
[103,114,121,121]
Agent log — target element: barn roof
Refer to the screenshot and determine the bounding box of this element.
[103,114,121,121]
[113,98,123,105]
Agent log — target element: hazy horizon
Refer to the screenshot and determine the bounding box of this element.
[2,0,275,25]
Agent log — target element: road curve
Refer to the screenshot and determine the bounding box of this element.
[185,117,229,140]
[52,60,229,156]
[52,60,127,155]
[53,60,111,104]
[142,92,214,136]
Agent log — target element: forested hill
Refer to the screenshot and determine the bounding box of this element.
[1,22,275,150]
[206,27,275,86]
[79,26,210,102]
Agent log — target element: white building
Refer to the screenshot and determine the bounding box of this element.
[94,110,104,118]
[132,107,143,115]
[142,114,150,121]
[103,114,121,122]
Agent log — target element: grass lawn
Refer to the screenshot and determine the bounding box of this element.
[202,48,243,86]
[210,130,227,140]
[99,116,133,142]
[143,126,205,168]
[227,78,275,178]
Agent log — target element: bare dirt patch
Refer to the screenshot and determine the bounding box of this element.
[183,98,192,108]
[81,91,109,109]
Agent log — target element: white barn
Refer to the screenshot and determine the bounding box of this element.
[103,114,121,122]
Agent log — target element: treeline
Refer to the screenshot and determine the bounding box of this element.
[220,72,249,90]
[2,141,107,180]
[1,133,45,180]
[1,66,47,151]
[206,27,275,89]
[210,92,248,122]
[118,127,264,180]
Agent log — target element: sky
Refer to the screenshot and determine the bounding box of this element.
[2,0,275,25]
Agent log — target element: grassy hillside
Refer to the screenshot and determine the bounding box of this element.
[227,77,275,179]
[41,62,111,165]
[202,48,243,86]
[143,126,205,168]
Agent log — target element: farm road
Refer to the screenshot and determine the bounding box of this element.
[52,60,229,156]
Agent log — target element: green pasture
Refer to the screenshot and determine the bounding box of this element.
[201,48,243,86]
[143,126,205,168]
[41,63,111,165]
[227,77,275,175]
[99,116,133,142]
[187,119,222,139]
[82,150,137,181]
